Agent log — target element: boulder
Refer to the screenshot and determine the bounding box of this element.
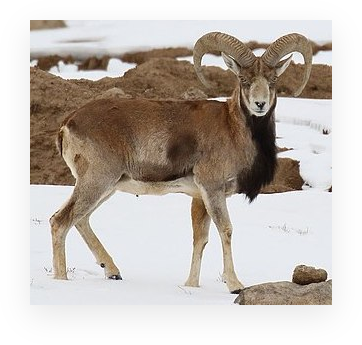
[234,280,332,305]
[262,157,304,193]
[292,264,328,285]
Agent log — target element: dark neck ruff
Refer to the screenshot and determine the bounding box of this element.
[237,98,277,202]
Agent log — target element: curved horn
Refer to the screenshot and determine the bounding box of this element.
[193,32,256,87]
[262,33,313,97]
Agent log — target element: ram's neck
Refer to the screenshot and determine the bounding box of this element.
[229,86,277,202]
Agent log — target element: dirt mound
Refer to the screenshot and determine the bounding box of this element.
[35,55,111,71]
[311,41,332,55]
[278,62,331,99]
[121,47,193,65]
[31,69,86,185]
[118,58,331,99]
[36,55,75,71]
[116,58,234,99]
[34,56,332,100]
[30,20,66,31]
[31,55,330,187]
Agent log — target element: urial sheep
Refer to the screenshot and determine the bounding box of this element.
[50,32,312,293]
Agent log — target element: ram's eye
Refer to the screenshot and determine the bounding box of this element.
[240,76,250,87]
[269,76,278,85]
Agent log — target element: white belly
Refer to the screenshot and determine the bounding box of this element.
[115,175,201,198]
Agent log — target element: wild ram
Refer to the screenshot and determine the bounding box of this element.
[50,32,312,293]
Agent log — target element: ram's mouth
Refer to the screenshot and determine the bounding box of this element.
[253,109,267,116]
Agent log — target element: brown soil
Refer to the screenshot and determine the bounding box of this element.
[30,20,66,31]
[121,47,194,65]
[79,55,112,70]
[36,55,75,71]
[278,63,332,99]
[311,41,332,55]
[30,53,331,189]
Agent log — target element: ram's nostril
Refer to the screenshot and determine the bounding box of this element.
[255,101,266,110]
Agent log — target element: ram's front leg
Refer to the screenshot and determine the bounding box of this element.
[199,187,244,294]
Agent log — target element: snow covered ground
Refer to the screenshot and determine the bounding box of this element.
[30,187,331,305]
[30,20,332,304]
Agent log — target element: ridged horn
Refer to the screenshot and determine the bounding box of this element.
[193,32,256,88]
[262,33,313,97]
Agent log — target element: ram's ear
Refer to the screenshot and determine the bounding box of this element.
[222,52,242,76]
[275,54,293,77]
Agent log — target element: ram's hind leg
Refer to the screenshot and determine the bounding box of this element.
[74,193,122,280]
[185,198,211,287]
[50,179,114,280]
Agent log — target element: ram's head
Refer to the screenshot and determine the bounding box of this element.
[193,32,313,117]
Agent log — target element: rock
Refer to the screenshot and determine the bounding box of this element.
[234,280,332,305]
[30,20,66,31]
[95,87,132,100]
[262,157,304,194]
[277,146,292,153]
[292,265,328,285]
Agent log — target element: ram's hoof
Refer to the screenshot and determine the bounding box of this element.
[108,274,122,280]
